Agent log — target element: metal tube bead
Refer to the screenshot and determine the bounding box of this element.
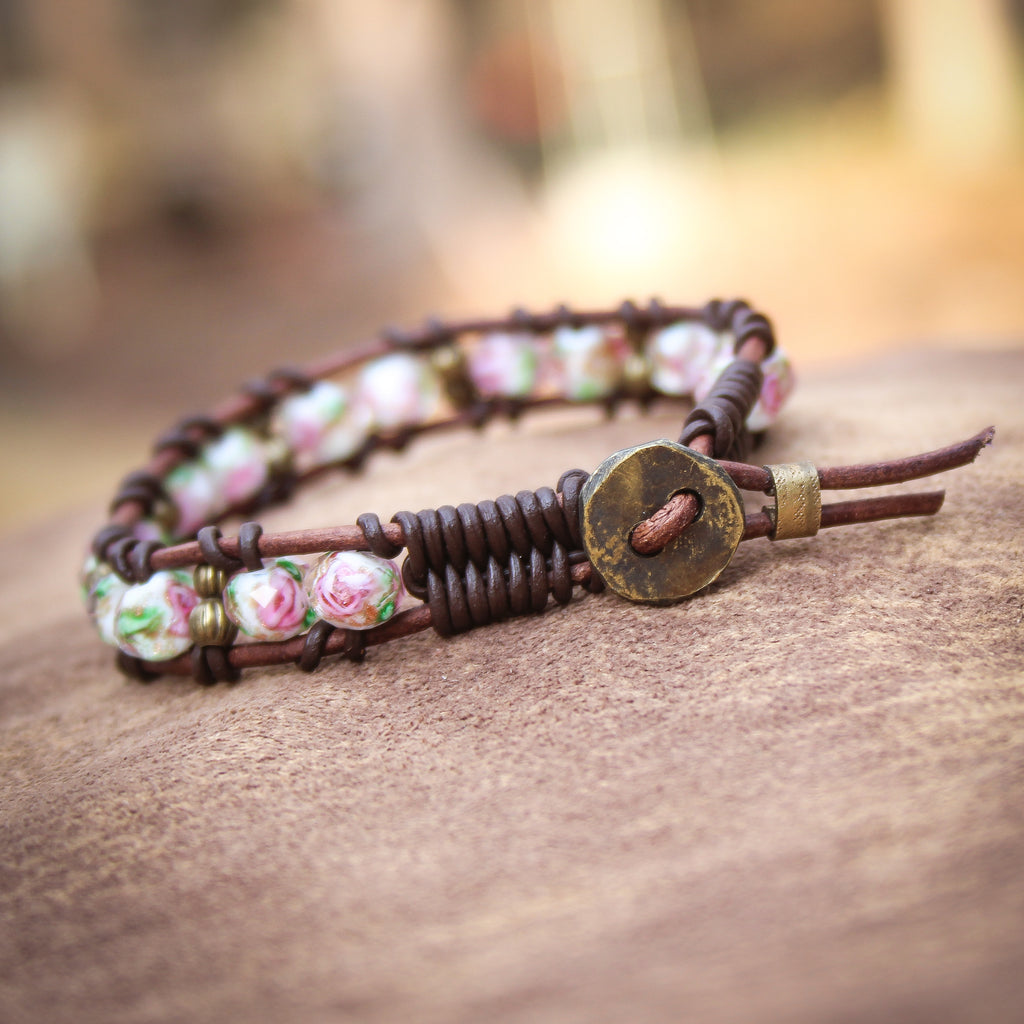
[764,461,822,540]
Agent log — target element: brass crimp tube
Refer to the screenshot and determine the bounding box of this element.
[764,461,822,540]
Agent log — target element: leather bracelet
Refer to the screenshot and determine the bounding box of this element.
[80,298,994,684]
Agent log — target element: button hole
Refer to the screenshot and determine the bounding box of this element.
[628,489,704,558]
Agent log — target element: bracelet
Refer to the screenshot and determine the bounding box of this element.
[81,298,993,685]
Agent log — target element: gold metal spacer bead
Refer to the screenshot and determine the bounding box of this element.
[262,435,294,477]
[152,496,179,537]
[193,564,232,599]
[189,599,237,647]
[431,345,478,410]
[621,352,652,398]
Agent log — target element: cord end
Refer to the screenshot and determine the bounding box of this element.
[972,426,996,456]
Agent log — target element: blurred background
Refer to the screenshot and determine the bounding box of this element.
[1,0,1022,534]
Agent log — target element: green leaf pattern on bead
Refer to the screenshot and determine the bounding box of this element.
[114,570,199,661]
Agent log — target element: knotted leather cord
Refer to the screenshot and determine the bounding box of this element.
[388,470,600,638]
[84,299,994,682]
[632,334,769,554]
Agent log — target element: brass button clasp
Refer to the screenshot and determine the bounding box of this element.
[580,440,745,603]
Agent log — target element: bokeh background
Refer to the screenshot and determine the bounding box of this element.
[1,0,1022,535]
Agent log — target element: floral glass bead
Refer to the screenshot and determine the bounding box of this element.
[647,321,732,397]
[79,553,106,607]
[273,380,368,472]
[202,426,269,508]
[80,557,132,646]
[747,348,796,432]
[113,570,199,661]
[305,551,402,631]
[355,353,442,431]
[165,460,219,538]
[550,325,627,401]
[223,559,316,642]
[126,518,170,545]
[165,429,269,538]
[468,332,539,399]
[692,345,737,404]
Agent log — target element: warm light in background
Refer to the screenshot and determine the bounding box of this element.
[542,148,721,299]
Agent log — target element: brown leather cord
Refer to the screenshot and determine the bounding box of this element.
[109,470,167,516]
[197,525,243,574]
[190,645,239,685]
[297,620,333,672]
[129,539,163,582]
[102,534,163,583]
[241,378,281,411]
[804,426,994,491]
[642,432,996,558]
[298,620,334,672]
[107,537,139,581]
[628,428,995,557]
[713,427,996,493]
[149,523,406,573]
[266,366,315,392]
[253,463,300,510]
[679,358,763,459]
[701,298,777,357]
[115,650,161,682]
[342,629,367,663]
[235,522,261,572]
[742,491,947,540]
[629,493,702,556]
[297,617,368,673]
[153,415,223,458]
[92,522,134,560]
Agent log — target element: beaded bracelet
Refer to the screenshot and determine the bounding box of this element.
[82,299,993,684]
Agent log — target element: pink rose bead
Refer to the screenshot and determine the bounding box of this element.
[550,325,627,401]
[647,322,731,397]
[468,332,538,398]
[223,559,316,642]
[274,381,368,471]
[356,353,441,431]
[165,461,218,538]
[747,349,796,432]
[306,551,403,631]
[202,427,269,507]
